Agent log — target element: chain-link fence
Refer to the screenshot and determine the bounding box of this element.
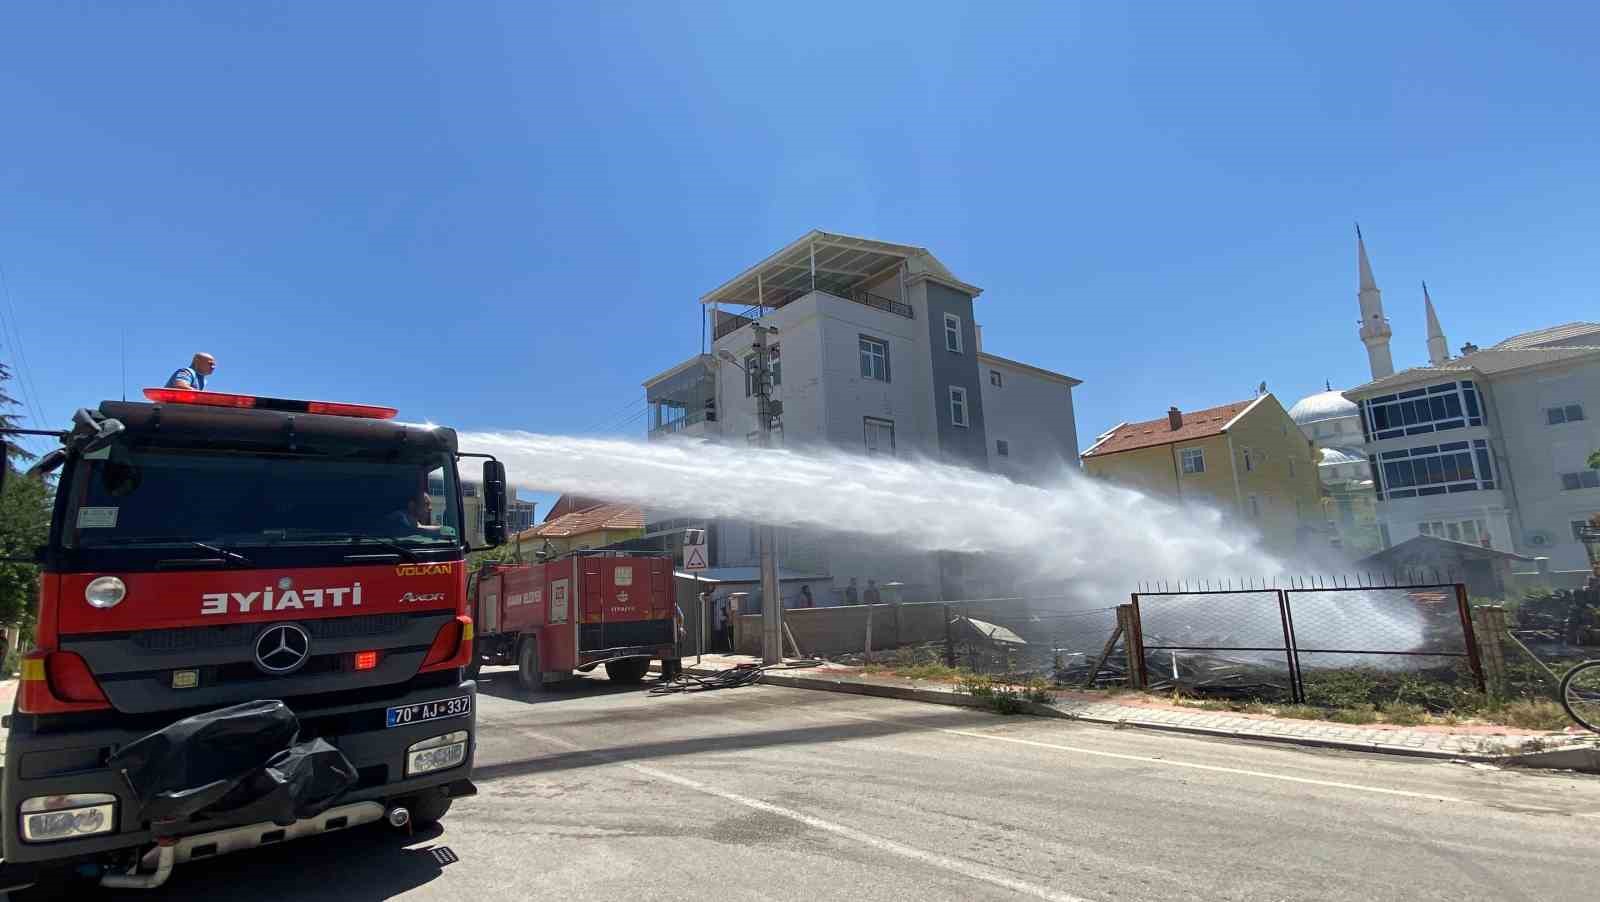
[1127,583,1484,704]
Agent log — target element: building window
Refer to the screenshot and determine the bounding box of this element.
[859,336,890,382]
[1180,447,1205,475]
[996,439,1009,457]
[743,354,757,397]
[1373,439,1496,500]
[990,369,1003,388]
[1547,404,1585,425]
[949,386,969,427]
[1248,495,1261,519]
[769,345,781,387]
[864,417,895,457]
[1243,448,1255,472]
[1562,470,1600,491]
[944,314,963,353]
[1419,518,1488,545]
[1358,380,1482,440]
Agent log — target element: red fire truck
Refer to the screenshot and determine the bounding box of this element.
[0,388,505,890]
[469,553,682,690]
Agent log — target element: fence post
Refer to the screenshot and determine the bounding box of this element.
[1275,589,1303,703]
[943,604,955,667]
[1470,605,1507,699]
[1454,583,1487,694]
[1084,608,1126,689]
[1125,595,1148,690]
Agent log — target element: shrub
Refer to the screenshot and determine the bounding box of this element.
[1302,668,1381,709]
[1276,705,1324,720]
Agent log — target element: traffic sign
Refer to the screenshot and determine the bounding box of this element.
[682,528,708,571]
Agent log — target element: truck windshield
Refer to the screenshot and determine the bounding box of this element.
[64,447,462,550]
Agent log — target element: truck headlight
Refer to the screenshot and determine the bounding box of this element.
[85,577,126,609]
[406,730,468,777]
[20,793,116,842]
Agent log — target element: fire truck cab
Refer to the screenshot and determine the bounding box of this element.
[0,388,504,890]
[470,553,682,690]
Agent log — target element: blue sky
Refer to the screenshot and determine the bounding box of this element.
[2,2,1597,514]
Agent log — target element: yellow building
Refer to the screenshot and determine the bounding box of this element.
[512,497,644,558]
[1081,394,1323,552]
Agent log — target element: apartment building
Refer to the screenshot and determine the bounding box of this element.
[1080,393,1323,553]
[1340,231,1600,572]
[642,230,1082,601]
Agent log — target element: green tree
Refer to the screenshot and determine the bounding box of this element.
[0,358,35,465]
[1590,448,1600,470]
[0,474,48,627]
[1,355,48,627]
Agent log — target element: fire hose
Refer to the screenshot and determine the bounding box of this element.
[650,660,823,695]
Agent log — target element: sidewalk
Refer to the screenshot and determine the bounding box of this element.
[675,654,1600,763]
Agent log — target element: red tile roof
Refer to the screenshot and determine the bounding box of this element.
[1082,398,1258,458]
[517,503,643,541]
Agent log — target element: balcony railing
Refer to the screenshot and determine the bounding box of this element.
[713,289,913,340]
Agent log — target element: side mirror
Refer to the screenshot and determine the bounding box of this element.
[480,459,507,548]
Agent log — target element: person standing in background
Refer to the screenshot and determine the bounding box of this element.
[844,578,859,605]
[863,579,882,605]
[165,352,216,390]
[799,585,814,608]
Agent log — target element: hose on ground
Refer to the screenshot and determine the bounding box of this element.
[650,660,824,695]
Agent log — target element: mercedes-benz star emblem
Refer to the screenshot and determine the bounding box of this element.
[254,623,311,675]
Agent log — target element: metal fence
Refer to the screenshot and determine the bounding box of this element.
[869,597,1122,683]
[1127,583,1484,703]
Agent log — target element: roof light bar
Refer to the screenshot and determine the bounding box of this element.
[142,388,398,419]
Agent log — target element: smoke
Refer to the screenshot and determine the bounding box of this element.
[461,431,1279,602]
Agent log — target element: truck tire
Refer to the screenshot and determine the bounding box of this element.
[516,638,544,692]
[604,658,649,685]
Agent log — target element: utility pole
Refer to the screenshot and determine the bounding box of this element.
[751,323,783,665]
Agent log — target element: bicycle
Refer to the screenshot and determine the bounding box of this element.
[1560,659,1600,733]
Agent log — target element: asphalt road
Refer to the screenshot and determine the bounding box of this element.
[47,666,1600,902]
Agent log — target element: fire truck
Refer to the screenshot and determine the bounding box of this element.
[0,388,505,890]
[469,553,682,690]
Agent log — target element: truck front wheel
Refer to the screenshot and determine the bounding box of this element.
[516,638,544,692]
[604,658,649,684]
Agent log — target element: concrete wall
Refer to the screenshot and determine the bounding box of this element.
[732,602,951,656]
[980,355,1080,482]
[1083,435,1230,506]
[1483,359,1600,569]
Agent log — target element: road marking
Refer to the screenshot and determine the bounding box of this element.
[741,697,1488,806]
[511,724,1096,902]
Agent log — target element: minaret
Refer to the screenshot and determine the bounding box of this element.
[1424,281,1449,366]
[1356,225,1394,379]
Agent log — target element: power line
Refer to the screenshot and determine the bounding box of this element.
[0,262,52,457]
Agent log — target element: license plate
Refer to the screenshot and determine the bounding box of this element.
[386,695,471,728]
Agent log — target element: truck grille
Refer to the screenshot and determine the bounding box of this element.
[132,614,411,651]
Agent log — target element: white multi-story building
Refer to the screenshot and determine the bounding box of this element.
[1341,232,1600,571]
[642,230,1083,601]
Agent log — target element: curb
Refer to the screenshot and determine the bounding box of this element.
[679,664,1599,771]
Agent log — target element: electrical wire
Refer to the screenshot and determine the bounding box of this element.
[0,262,52,457]
[649,659,824,695]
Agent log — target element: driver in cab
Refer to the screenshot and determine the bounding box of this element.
[384,487,443,536]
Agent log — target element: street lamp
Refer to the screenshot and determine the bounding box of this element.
[717,328,784,664]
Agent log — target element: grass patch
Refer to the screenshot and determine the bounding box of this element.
[1276,705,1326,720]
[1327,705,1379,725]
[1378,702,1427,726]
[895,662,967,681]
[1486,699,1569,731]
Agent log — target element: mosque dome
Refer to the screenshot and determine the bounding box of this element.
[1288,389,1358,426]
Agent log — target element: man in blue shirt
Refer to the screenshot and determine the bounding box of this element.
[165,352,216,390]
